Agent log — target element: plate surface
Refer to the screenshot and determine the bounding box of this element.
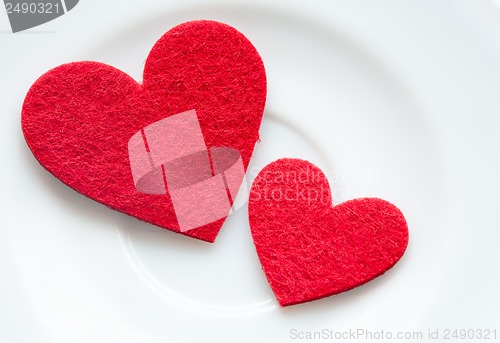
[1,1,500,342]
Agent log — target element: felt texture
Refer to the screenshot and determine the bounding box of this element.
[22,20,267,243]
[248,159,409,306]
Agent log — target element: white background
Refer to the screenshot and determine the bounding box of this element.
[1,0,500,342]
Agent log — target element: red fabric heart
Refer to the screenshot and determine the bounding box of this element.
[21,20,266,243]
[248,159,409,306]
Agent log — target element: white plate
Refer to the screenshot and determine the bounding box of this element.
[1,1,500,342]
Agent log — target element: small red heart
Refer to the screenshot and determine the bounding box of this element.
[248,159,409,306]
[22,20,266,242]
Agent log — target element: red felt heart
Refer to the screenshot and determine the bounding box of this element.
[22,20,266,243]
[248,159,409,306]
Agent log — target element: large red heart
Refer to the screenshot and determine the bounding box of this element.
[248,159,408,306]
[22,20,266,243]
